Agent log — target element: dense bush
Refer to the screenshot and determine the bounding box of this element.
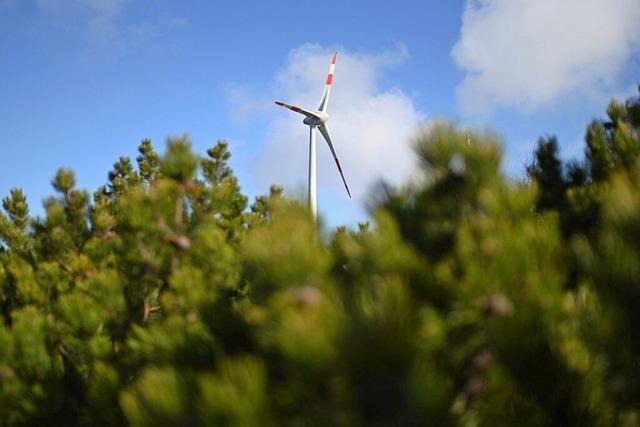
[1,91,639,426]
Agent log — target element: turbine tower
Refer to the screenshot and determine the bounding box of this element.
[275,52,351,221]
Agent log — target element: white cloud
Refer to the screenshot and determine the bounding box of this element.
[240,44,422,212]
[225,84,274,125]
[452,0,640,114]
[36,0,184,60]
[37,0,125,16]
[37,0,126,25]
[36,0,133,57]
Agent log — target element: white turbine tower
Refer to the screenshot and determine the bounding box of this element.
[275,52,351,221]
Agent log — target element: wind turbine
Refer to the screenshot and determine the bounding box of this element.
[275,52,351,221]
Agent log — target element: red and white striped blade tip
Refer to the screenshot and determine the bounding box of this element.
[275,101,303,113]
[332,52,337,64]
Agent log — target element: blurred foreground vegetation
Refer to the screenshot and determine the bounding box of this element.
[1,91,640,426]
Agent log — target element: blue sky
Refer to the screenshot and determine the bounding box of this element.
[1,0,639,227]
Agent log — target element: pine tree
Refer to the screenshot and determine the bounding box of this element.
[0,188,31,255]
[136,139,160,185]
[1,91,640,426]
[199,140,248,238]
[108,157,141,196]
[527,136,567,212]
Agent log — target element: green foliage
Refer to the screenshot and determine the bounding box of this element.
[527,136,567,212]
[136,139,160,185]
[1,91,640,426]
[0,188,32,254]
[160,134,199,183]
[2,189,29,231]
[199,140,249,238]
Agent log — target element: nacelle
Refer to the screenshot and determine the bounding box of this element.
[303,111,329,126]
[303,116,319,126]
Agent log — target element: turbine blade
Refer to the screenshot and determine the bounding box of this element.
[317,52,337,112]
[274,101,319,119]
[318,124,351,198]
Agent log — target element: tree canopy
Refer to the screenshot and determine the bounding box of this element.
[1,90,640,426]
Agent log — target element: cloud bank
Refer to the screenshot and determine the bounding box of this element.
[452,0,640,114]
[241,44,422,210]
